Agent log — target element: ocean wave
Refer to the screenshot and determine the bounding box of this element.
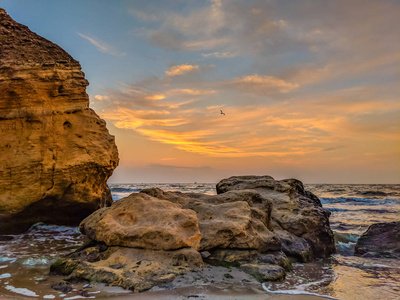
[336,241,356,256]
[27,223,80,234]
[334,231,359,243]
[321,197,400,205]
[326,207,398,214]
[359,191,388,197]
[262,282,340,300]
[110,187,141,193]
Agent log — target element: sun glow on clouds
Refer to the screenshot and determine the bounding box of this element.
[99,62,320,158]
[100,68,399,163]
[93,0,399,182]
[165,64,199,76]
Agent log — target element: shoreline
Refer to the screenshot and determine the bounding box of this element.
[0,284,332,300]
[97,285,331,300]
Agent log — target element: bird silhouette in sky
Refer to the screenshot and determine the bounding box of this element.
[220,110,225,115]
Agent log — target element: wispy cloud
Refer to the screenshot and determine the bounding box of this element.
[228,75,299,95]
[129,10,159,22]
[77,33,126,56]
[165,64,199,76]
[202,51,237,58]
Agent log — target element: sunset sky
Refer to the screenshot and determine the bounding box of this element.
[2,0,399,183]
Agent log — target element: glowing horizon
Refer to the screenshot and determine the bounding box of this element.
[3,0,399,183]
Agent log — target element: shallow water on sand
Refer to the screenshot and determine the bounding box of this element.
[0,183,399,299]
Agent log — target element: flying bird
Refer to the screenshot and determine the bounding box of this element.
[220,110,225,115]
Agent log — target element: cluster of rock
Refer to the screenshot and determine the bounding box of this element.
[355,221,400,259]
[0,8,336,293]
[0,9,119,234]
[52,176,335,292]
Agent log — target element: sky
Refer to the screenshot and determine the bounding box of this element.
[1,0,399,183]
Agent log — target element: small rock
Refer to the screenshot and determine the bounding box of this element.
[200,251,211,259]
[240,263,286,281]
[51,281,72,293]
[77,289,90,297]
[109,263,125,269]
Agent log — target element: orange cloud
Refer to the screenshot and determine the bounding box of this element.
[165,64,199,76]
[145,94,166,100]
[167,89,215,96]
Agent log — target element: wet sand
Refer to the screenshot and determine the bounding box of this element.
[108,285,328,300]
[0,264,330,300]
[0,286,326,300]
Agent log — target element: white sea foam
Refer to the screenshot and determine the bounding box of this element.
[0,273,11,279]
[0,257,16,263]
[64,296,95,299]
[262,282,341,300]
[5,285,38,297]
[22,258,51,266]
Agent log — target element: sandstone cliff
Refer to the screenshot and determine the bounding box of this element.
[0,8,119,233]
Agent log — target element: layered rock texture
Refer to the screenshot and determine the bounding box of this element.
[355,221,400,258]
[53,175,335,292]
[216,176,335,259]
[0,9,119,233]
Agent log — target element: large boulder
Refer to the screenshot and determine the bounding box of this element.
[355,221,400,258]
[216,176,335,259]
[0,9,119,233]
[141,188,280,252]
[80,193,202,250]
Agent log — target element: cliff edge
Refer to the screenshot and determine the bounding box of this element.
[0,8,119,233]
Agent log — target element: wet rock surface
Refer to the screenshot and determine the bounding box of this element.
[0,9,119,233]
[355,221,400,258]
[52,246,204,292]
[52,175,335,292]
[216,176,335,259]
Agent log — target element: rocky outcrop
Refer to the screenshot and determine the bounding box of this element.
[216,176,335,259]
[52,175,335,292]
[355,221,400,258]
[141,188,280,252]
[0,9,119,233]
[80,193,201,250]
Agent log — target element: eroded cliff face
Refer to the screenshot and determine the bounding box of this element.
[0,8,119,233]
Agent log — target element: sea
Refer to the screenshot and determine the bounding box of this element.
[0,183,399,299]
